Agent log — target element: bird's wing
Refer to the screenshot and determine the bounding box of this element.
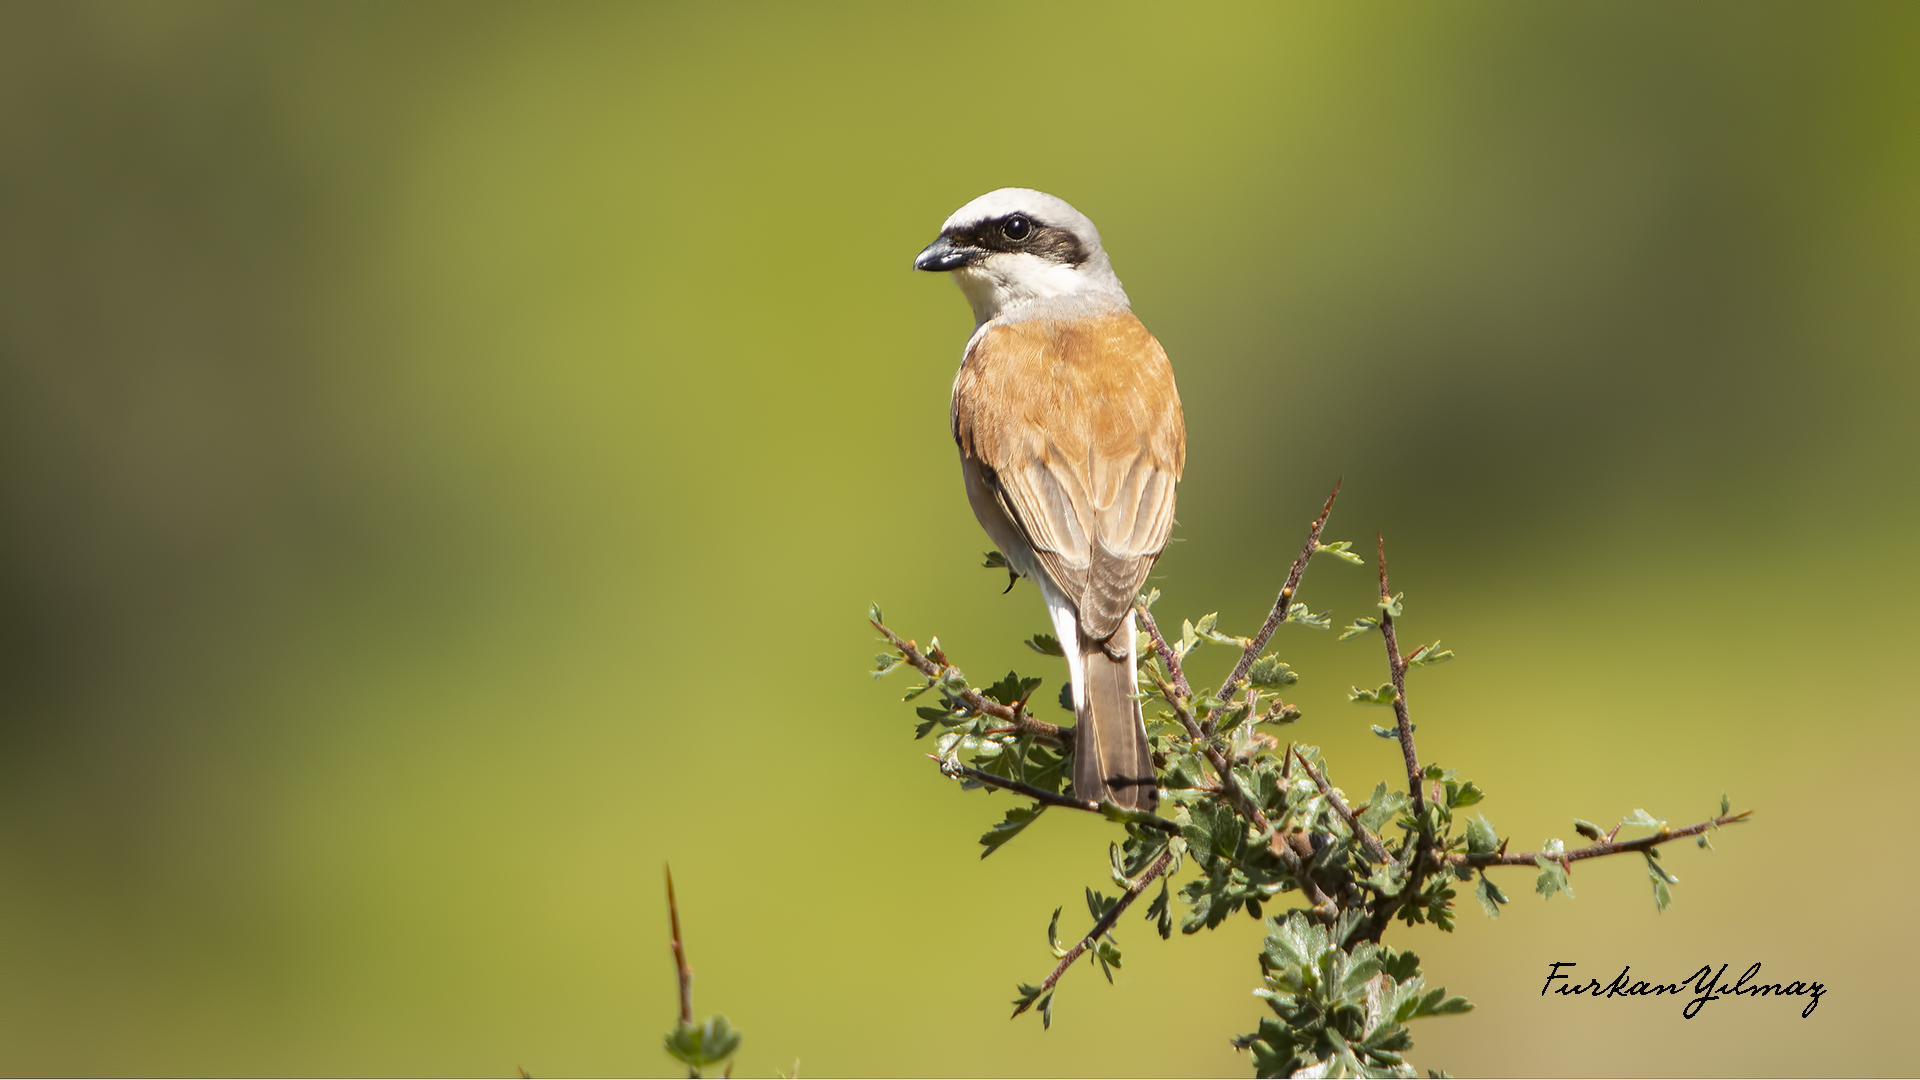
[952,311,1185,642]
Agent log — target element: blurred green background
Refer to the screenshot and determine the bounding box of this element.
[1,1,1915,1075]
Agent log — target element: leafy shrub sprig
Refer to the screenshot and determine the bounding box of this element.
[870,484,1749,1077]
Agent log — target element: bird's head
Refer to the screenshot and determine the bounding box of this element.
[913,188,1128,325]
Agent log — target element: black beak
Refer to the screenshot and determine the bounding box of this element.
[913,235,983,272]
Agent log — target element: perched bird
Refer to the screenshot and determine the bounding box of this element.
[914,189,1185,812]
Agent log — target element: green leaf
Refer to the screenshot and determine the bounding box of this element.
[871,652,902,679]
[1193,611,1246,645]
[1370,725,1400,739]
[971,739,1022,783]
[1011,983,1053,1028]
[1025,632,1065,656]
[1404,641,1454,668]
[982,550,1008,569]
[1573,818,1604,841]
[1533,856,1573,901]
[1645,851,1676,911]
[1137,587,1160,611]
[1374,947,1417,987]
[984,671,1043,707]
[1350,683,1397,705]
[1474,873,1508,919]
[1446,780,1484,809]
[1645,850,1679,884]
[1358,784,1411,834]
[1145,878,1173,939]
[1339,617,1378,640]
[1046,906,1066,956]
[1022,742,1068,795]
[1057,681,1074,712]
[664,1016,743,1069]
[1261,699,1303,726]
[1212,696,1255,735]
[1099,803,1175,830]
[1720,792,1731,817]
[1362,857,1409,898]
[1409,989,1474,1018]
[1285,603,1331,630]
[1379,592,1405,617]
[1618,808,1666,831]
[1316,540,1367,565]
[1247,654,1298,688]
[912,700,956,739]
[979,803,1045,858]
[1464,815,1498,855]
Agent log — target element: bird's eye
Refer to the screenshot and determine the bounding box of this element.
[1001,216,1032,241]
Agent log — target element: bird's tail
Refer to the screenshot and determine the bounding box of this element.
[1071,613,1158,812]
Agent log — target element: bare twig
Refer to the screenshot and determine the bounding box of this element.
[1138,603,1330,908]
[932,757,1181,833]
[1135,607,1194,703]
[1213,481,1342,717]
[665,865,693,1027]
[1292,747,1393,867]
[1348,536,1440,943]
[1010,846,1176,1018]
[1133,493,1347,917]
[872,617,1068,748]
[1376,535,1425,823]
[1135,644,1202,736]
[1457,811,1753,869]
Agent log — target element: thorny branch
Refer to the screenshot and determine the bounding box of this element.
[1010,847,1176,1019]
[1291,746,1393,868]
[871,617,1068,749]
[1133,481,1347,917]
[1355,535,1439,942]
[872,479,1754,1065]
[1459,811,1753,869]
[1376,535,1426,825]
[933,757,1181,833]
[666,865,693,1027]
[1355,534,1752,941]
[1211,481,1342,728]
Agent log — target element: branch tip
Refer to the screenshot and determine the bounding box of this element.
[665,863,693,1026]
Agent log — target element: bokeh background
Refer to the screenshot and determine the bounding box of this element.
[2,1,1915,1075]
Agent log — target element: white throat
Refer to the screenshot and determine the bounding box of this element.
[952,252,1130,326]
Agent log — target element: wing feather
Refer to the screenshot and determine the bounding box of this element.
[952,311,1185,642]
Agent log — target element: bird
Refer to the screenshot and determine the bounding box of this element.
[913,188,1185,812]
